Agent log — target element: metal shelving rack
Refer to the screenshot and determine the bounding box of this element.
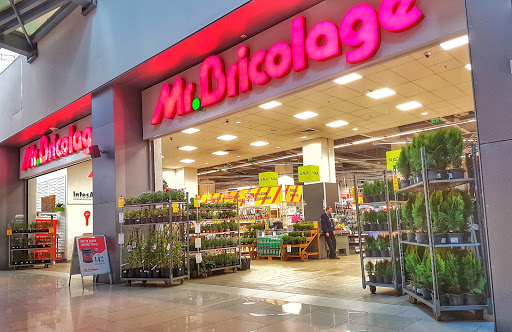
[119,190,190,286]
[354,170,401,295]
[395,146,493,320]
[190,198,241,276]
[8,229,54,268]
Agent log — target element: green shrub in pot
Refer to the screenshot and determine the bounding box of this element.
[460,251,486,304]
[397,145,411,181]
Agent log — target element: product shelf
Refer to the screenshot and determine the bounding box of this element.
[10,231,51,235]
[365,282,399,288]
[123,221,188,226]
[400,240,481,248]
[191,231,238,236]
[194,246,239,253]
[395,178,474,193]
[363,256,392,260]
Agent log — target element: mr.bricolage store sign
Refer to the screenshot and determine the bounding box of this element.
[19,116,92,179]
[141,0,461,139]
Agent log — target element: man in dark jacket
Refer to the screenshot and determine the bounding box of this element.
[321,206,339,259]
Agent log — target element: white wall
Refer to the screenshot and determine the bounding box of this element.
[163,167,198,198]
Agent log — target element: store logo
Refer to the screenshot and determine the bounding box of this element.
[73,191,93,200]
[21,125,93,171]
[151,0,424,125]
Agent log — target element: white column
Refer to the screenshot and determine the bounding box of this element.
[302,137,336,183]
[153,138,163,191]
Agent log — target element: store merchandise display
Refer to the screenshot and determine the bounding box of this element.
[280,222,319,262]
[7,218,54,268]
[119,189,190,286]
[242,223,263,259]
[257,230,285,258]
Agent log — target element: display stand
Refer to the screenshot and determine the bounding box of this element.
[190,198,241,277]
[119,190,190,286]
[354,171,401,295]
[281,228,320,262]
[8,217,54,269]
[256,230,285,260]
[395,146,492,320]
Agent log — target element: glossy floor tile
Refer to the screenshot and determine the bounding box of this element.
[0,257,495,332]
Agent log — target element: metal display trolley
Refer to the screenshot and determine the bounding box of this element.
[354,171,402,295]
[189,198,241,276]
[8,220,54,269]
[395,146,492,320]
[119,190,190,286]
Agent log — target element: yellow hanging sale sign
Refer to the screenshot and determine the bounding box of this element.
[285,185,303,203]
[386,150,401,171]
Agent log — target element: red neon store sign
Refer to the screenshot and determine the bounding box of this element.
[21,126,92,171]
[151,0,424,125]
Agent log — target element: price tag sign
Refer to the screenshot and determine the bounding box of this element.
[194,198,201,208]
[287,245,292,253]
[49,227,54,233]
[118,197,125,208]
[172,202,179,213]
[195,224,201,234]
[195,237,201,249]
[393,175,400,191]
[118,233,124,245]
[265,223,269,230]
[119,212,124,224]
[6,229,12,235]
[273,231,276,236]
[195,253,203,263]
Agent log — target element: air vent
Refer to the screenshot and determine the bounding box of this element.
[301,128,318,133]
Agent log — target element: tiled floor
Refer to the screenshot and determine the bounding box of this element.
[1,254,494,332]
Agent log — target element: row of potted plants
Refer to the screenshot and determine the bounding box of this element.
[191,210,238,220]
[189,237,239,250]
[124,189,186,205]
[241,238,257,245]
[11,251,51,265]
[365,260,394,284]
[10,237,51,249]
[362,210,394,231]
[9,222,51,233]
[192,202,238,210]
[405,246,486,305]
[401,190,473,244]
[364,235,391,257]
[191,222,239,233]
[288,231,312,238]
[397,128,465,187]
[282,235,307,245]
[293,222,315,231]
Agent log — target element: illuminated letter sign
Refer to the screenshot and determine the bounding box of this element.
[21,125,93,171]
[151,0,424,125]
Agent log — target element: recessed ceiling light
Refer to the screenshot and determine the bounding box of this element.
[250,141,269,147]
[440,35,468,50]
[237,156,241,158]
[178,146,197,151]
[212,151,229,155]
[333,73,362,85]
[217,135,238,141]
[276,147,281,149]
[181,128,200,134]
[302,136,307,139]
[179,159,195,163]
[353,128,359,131]
[421,112,429,115]
[366,88,396,100]
[465,64,472,71]
[236,121,242,124]
[396,101,422,111]
[205,162,209,165]
[326,120,349,128]
[294,111,318,120]
[259,101,282,109]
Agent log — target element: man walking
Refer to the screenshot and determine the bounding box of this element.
[321,206,339,259]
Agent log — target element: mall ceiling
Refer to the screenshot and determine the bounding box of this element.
[160,41,477,191]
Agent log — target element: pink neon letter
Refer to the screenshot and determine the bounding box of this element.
[73,130,83,152]
[151,78,184,125]
[265,41,292,78]
[184,82,196,114]
[379,0,424,32]
[226,62,238,97]
[340,4,381,64]
[305,21,340,61]
[81,127,92,154]
[39,135,49,164]
[200,55,226,107]
[291,16,308,71]
[248,50,270,85]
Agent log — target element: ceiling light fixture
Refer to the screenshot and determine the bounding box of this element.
[465,64,472,71]
[366,88,396,100]
[440,35,468,50]
[212,151,229,155]
[181,128,200,134]
[353,128,359,131]
[179,159,195,163]
[302,136,307,139]
[250,141,269,146]
[326,120,349,128]
[205,163,209,165]
[259,101,282,109]
[236,121,242,124]
[276,147,281,149]
[178,146,197,151]
[294,111,318,120]
[396,101,422,111]
[421,112,429,116]
[333,73,362,85]
[217,134,238,141]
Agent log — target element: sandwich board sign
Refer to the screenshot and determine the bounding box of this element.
[69,235,112,288]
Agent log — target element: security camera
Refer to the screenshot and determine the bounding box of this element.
[424,52,432,59]
[169,137,173,141]
[225,120,230,124]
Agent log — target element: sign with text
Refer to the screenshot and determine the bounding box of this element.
[259,172,278,187]
[298,165,320,183]
[76,236,111,276]
[386,150,401,171]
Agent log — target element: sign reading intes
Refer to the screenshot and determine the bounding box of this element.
[21,125,92,171]
[151,0,424,125]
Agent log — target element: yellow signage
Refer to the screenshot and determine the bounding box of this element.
[259,172,279,187]
[285,185,303,202]
[298,165,320,183]
[194,198,201,208]
[386,150,401,171]
[393,175,400,191]
[6,229,12,235]
[118,196,125,208]
[172,202,179,213]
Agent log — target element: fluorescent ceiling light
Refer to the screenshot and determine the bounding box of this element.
[205,163,209,164]
[178,146,197,151]
[440,35,468,50]
[353,137,384,145]
[259,101,282,109]
[250,141,269,147]
[179,159,195,163]
[366,88,396,100]
[302,136,307,139]
[276,147,281,149]
[421,112,429,116]
[373,142,406,145]
[353,128,358,131]
[212,151,229,155]
[181,128,200,134]
[236,121,242,124]
[333,73,362,85]
[294,111,318,120]
[326,120,349,128]
[396,101,422,111]
[465,64,472,71]
[217,135,237,141]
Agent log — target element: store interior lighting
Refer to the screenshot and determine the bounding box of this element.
[181,128,200,134]
[178,146,197,151]
[294,111,318,120]
[259,101,282,109]
[440,35,468,50]
[465,64,472,70]
[212,151,229,155]
[326,120,349,128]
[180,159,195,163]
[333,73,362,85]
[217,135,238,141]
[250,141,269,146]
[396,101,422,111]
[366,88,396,99]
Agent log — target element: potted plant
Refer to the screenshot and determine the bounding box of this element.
[375,260,385,284]
[172,241,184,277]
[417,251,433,300]
[397,145,411,187]
[376,211,388,231]
[436,251,462,306]
[383,261,393,284]
[376,236,390,257]
[445,128,464,179]
[54,203,64,212]
[430,191,448,244]
[461,252,486,305]
[412,194,428,243]
[362,183,373,203]
[365,261,376,283]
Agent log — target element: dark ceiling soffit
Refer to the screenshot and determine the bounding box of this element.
[31,2,78,43]
[0,30,32,56]
[69,0,96,16]
[0,0,45,27]
[0,0,68,35]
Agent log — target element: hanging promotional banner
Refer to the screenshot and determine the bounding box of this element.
[259,172,278,187]
[285,185,303,203]
[298,165,320,183]
[198,186,284,206]
[386,149,401,170]
[76,236,111,276]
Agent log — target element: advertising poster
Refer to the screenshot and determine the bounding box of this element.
[76,236,111,276]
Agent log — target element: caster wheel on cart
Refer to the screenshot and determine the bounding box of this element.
[300,251,308,262]
[475,310,484,320]
[44,264,49,268]
[125,281,132,286]
[180,279,184,284]
[369,286,376,294]
[142,280,147,285]
[434,313,443,321]
[408,295,417,304]
[250,252,257,260]
[164,281,171,286]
